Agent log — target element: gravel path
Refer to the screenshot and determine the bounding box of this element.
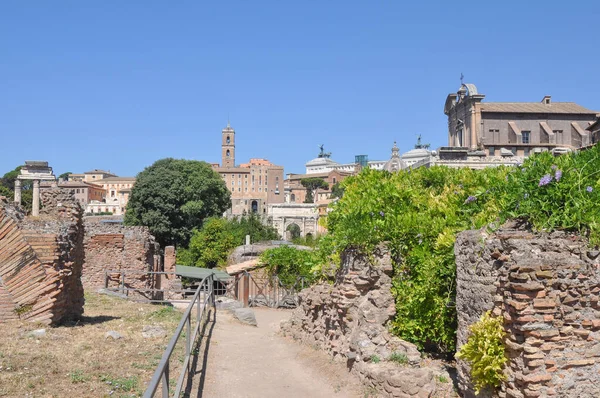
[199,308,364,398]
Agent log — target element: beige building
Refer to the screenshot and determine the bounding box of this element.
[40,180,105,207]
[444,83,598,156]
[68,169,117,183]
[212,122,285,216]
[66,171,135,216]
[284,169,351,204]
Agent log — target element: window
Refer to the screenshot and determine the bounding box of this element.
[488,146,495,156]
[226,136,230,144]
[226,149,230,158]
[76,189,80,193]
[522,131,531,144]
[333,177,337,184]
[238,187,241,192]
[524,148,530,157]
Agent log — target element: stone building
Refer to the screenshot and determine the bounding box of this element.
[68,169,117,183]
[284,169,351,204]
[211,122,285,216]
[41,180,105,207]
[444,83,598,156]
[305,146,385,174]
[66,171,135,216]
[268,203,320,239]
[587,117,600,145]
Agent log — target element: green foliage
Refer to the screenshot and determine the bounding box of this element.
[99,374,139,393]
[324,147,600,353]
[388,352,408,365]
[0,185,12,199]
[177,218,236,269]
[58,172,72,180]
[301,177,329,203]
[177,214,279,269]
[124,158,231,247]
[1,166,33,212]
[502,147,600,243]
[259,245,320,287]
[330,181,345,199]
[456,311,507,394]
[370,354,381,363]
[69,369,88,383]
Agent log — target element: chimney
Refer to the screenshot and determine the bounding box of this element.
[542,96,551,105]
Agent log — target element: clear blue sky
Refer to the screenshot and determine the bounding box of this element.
[2,1,599,178]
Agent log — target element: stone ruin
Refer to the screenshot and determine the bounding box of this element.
[0,189,84,324]
[281,245,454,397]
[456,223,600,398]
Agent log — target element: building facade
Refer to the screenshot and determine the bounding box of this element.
[444,83,598,156]
[305,146,385,175]
[66,171,136,216]
[212,122,285,216]
[284,169,351,204]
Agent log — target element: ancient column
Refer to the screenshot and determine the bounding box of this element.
[32,179,40,216]
[13,179,22,205]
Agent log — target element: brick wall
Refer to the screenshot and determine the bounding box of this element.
[456,223,600,398]
[82,221,160,299]
[0,190,84,325]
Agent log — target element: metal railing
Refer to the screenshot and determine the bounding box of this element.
[223,271,305,308]
[104,270,198,302]
[143,274,215,398]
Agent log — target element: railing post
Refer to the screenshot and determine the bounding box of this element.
[121,273,125,295]
[161,362,169,398]
[104,271,108,289]
[185,315,191,365]
[243,272,250,307]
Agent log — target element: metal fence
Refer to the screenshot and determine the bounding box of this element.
[224,271,306,308]
[103,270,197,302]
[143,274,215,398]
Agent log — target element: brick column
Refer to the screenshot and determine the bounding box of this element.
[164,246,176,279]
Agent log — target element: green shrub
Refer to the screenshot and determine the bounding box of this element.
[259,245,319,287]
[456,311,507,394]
[325,145,600,353]
[370,354,380,363]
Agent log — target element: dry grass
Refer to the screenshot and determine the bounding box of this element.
[0,292,187,397]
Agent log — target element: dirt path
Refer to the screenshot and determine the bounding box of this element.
[199,308,365,398]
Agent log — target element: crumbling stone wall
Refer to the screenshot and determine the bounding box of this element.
[82,221,160,298]
[282,245,453,397]
[0,190,84,324]
[456,223,600,398]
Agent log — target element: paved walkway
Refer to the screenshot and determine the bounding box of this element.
[198,308,364,398]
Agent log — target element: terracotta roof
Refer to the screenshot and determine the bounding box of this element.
[83,169,116,175]
[226,259,264,275]
[96,177,136,183]
[480,102,597,114]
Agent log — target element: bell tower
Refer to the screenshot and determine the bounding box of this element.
[221,121,235,168]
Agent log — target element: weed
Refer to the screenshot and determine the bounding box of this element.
[99,375,139,392]
[69,369,87,384]
[388,352,408,365]
[438,375,449,383]
[370,354,380,364]
[14,304,33,317]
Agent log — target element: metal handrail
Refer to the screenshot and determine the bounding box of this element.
[143,273,215,398]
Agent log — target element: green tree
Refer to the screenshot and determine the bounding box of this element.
[177,213,280,268]
[301,177,328,203]
[177,218,236,268]
[1,166,33,211]
[124,158,231,247]
[58,172,72,180]
[330,182,345,199]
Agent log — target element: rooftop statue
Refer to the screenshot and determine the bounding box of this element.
[318,144,332,158]
[415,134,430,149]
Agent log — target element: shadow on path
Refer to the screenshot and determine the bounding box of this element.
[181,307,216,398]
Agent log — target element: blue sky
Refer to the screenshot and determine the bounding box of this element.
[2,1,599,177]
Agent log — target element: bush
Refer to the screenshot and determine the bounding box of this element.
[324,145,600,353]
[258,245,320,287]
[456,311,507,394]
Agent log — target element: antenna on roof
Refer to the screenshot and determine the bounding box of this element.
[460,73,464,85]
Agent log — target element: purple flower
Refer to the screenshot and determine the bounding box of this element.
[587,186,593,193]
[555,169,562,182]
[538,174,552,187]
[551,165,557,170]
[464,196,477,204]
[379,211,385,217]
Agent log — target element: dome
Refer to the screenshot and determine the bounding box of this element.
[305,157,339,167]
[383,142,407,172]
[401,147,431,160]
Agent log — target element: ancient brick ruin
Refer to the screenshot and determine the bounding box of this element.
[456,223,600,398]
[0,190,84,324]
[82,219,160,298]
[282,246,454,397]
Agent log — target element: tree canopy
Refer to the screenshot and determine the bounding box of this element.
[124,158,231,247]
[1,166,33,211]
[177,213,280,268]
[300,177,329,203]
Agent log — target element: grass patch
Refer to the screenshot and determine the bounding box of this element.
[370,354,380,364]
[0,291,184,397]
[388,352,408,365]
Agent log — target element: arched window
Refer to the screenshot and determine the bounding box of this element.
[226,149,230,158]
[290,194,296,203]
[226,136,230,144]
